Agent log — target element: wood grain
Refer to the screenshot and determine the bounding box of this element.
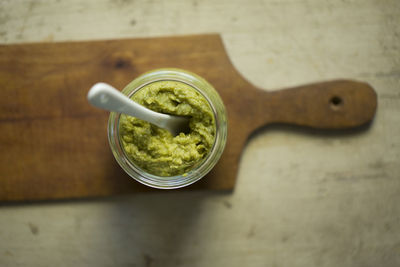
[0,34,377,201]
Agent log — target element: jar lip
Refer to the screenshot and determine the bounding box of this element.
[107,68,228,189]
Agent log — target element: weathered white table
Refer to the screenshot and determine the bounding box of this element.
[1,0,399,266]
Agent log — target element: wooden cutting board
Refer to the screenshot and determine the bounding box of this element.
[0,34,377,202]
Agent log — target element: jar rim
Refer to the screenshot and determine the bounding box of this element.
[108,68,227,189]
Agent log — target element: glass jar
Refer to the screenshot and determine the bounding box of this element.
[108,68,228,189]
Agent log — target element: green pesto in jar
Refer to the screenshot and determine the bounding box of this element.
[119,81,216,176]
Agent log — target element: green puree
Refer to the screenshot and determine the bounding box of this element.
[119,81,216,176]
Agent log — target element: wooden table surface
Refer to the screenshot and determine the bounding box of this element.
[0,0,399,266]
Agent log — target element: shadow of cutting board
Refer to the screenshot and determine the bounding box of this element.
[0,34,377,201]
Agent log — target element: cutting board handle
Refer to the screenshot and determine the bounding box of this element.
[249,80,377,130]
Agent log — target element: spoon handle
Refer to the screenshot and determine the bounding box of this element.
[87,82,169,128]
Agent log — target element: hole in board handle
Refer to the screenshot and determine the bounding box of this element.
[330,96,343,110]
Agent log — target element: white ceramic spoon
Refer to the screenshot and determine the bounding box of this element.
[87,82,189,136]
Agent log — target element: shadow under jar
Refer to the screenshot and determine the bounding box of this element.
[108,68,228,189]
